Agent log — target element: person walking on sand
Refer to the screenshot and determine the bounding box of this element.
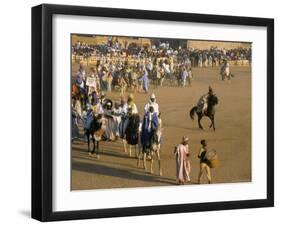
[197,139,212,184]
[174,136,191,184]
[139,66,149,93]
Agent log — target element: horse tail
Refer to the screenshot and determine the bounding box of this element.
[190,106,197,120]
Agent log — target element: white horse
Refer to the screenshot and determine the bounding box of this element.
[137,119,163,176]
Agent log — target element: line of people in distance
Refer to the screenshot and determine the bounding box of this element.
[73,38,251,65]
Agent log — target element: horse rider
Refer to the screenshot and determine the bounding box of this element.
[71,105,80,142]
[124,93,138,115]
[111,96,128,139]
[83,91,104,140]
[197,86,214,114]
[119,94,138,139]
[76,64,86,95]
[90,91,104,116]
[220,59,230,75]
[138,66,149,93]
[181,66,189,87]
[141,106,159,153]
[144,93,159,115]
[124,106,141,149]
[146,58,153,78]
[116,96,126,116]
[99,91,107,107]
[86,67,100,98]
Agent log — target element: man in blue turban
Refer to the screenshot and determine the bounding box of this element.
[141,106,159,153]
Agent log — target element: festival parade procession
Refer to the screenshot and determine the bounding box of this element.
[71,34,252,190]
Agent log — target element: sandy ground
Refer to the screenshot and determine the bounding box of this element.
[71,66,251,190]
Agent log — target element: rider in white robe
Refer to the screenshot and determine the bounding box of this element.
[144,93,159,115]
[197,86,214,114]
[221,60,230,77]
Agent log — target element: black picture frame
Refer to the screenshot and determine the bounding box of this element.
[32,3,274,222]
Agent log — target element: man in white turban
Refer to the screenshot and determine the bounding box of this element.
[144,93,159,115]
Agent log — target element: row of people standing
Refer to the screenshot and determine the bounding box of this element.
[72,38,251,65]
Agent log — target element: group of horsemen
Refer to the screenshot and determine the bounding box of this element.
[72,84,215,153]
[73,56,195,100]
[73,55,231,107]
[73,91,161,147]
[71,49,229,155]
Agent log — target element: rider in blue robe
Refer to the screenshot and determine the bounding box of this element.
[84,91,99,130]
[84,108,94,130]
[76,68,85,91]
[141,106,159,152]
[139,67,149,93]
[76,67,87,107]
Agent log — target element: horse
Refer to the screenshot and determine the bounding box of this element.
[189,94,218,131]
[85,113,106,159]
[156,67,165,87]
[127,71,139,94]
[151,67,159,89]
[139,114,163,176]
[114,75,128,96]
[84,98,115,158]
[220,66,234,81]
[122,114,141,157]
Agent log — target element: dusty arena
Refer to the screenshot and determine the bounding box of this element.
[71,64,251,190]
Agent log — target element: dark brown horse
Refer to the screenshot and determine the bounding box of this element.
[189,94,219,131]
[85,114,105,158]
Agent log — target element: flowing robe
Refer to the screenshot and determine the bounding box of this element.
[141,112,159,152]
[175,144,191,183]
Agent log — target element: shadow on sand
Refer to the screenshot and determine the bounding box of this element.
[73,146,135,160]
[72,160,176,186]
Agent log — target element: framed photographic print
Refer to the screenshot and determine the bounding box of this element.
[31,4,274,221]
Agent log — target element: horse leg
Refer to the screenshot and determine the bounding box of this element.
[134,145,138,158]
[87,133,91,155]
[156,147,162,176]
[92,135,95,155]
[209,117,213,129]
[198,114,203,130]
[143,151,147,170]
[96,141,100,159]
[137,142,142,167]
[122,139,127,153]
[212,116,216,131]
[129,145,132,157]
[137,150,141,168]
[150,151,154,174]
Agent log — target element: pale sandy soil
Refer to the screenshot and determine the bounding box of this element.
[71,65,251,190]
